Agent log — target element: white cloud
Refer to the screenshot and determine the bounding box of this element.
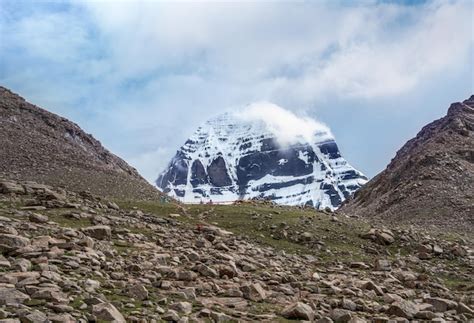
[235,102,333,146]
[79,0,472,102]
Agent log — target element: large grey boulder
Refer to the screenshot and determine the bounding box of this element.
[387,299,418,319]
[282,302,315,320]
[0,234,30,252]
[0,288,30,305]
[92,302,126,323]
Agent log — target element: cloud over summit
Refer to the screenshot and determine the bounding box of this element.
[235,102,333,146]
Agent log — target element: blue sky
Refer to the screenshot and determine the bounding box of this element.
[0,0,473,182]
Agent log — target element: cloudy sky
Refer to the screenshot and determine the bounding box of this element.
[0,0,472,183]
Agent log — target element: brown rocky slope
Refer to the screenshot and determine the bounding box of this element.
[342,95,474,231]
[0,179,472,322]
[0,86,161,200]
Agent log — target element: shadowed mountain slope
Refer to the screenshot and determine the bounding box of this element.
[0,86,162,200]
[342,96,474,231]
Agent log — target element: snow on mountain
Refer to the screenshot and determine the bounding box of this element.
[156,102,368,209]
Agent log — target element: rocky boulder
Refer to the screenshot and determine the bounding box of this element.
[281,302,315,320]
[82,225,112,240]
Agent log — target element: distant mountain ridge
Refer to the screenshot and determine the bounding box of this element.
[157,109,367,209]
[0,86,162,200]
[342,95,474,230]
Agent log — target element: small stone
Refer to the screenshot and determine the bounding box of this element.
[450,245,467,257]
[425,297,457,312]
[415,311,437,319]
[281,302,315,321]
[161,281,172,289]
[196,264,218,278]
[362,280,384,296]
[176,270,197,281]
[13,258,32,272]
[84,279,101,293]
[0,234,30,251]
[350,262,369,269]
[433,245,443,254]
[218,264,238,278]
[82,225,112,240]
[211,311,233,322]
[418,244,433,253]
[0,181,25,194]
[383,293,403,304]
[162,310,180,321]
[348,318,367,323]
[317,317,334,323]
[19,310,47,323]
[387,300,418,319]
[241,283,266,302]
[377,232,394,245]
[126,284,149,301]
[107,202,120,210]
[331,308,352,323]
[0,288,30,305]
[48,313,75,322]
[301,232,313,241]
[28,213,49,223]
[342,299,357,311]
[418,252,432,260]
[187,251,200,261]
[31,287,67,303]
[0,255,11,268]
[92,302,126,323]
[198,309,211,318]
[374,259,391,271]
[457,302,474,315]
[170,301,192,315]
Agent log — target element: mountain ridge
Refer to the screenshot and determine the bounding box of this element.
[341,95,474,231]
[0,86,162,200]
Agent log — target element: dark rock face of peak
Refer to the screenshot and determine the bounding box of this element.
[0,86,161,200]
[342,96,474,231]
[156,112,367,209]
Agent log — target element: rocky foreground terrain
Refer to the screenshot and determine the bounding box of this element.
[343,96,474,231]
[0,87,161,200]
[0,179,473,322]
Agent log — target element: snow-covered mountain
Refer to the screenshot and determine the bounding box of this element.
[156,103,368,210]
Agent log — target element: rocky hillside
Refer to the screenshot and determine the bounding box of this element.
[342,96,474,230]
[0,179,472,322]
[157,109,367,210]
[0,86,161,200]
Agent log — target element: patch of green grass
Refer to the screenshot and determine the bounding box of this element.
[116,200,182,218]
[126,226,154,237]
[70,296,85,309]
[44,209,92,228]
[439,273,474,290]
[116,200,378,263]
[112,239,136,254]
[250,302,282,315]
[104,291,145,315]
